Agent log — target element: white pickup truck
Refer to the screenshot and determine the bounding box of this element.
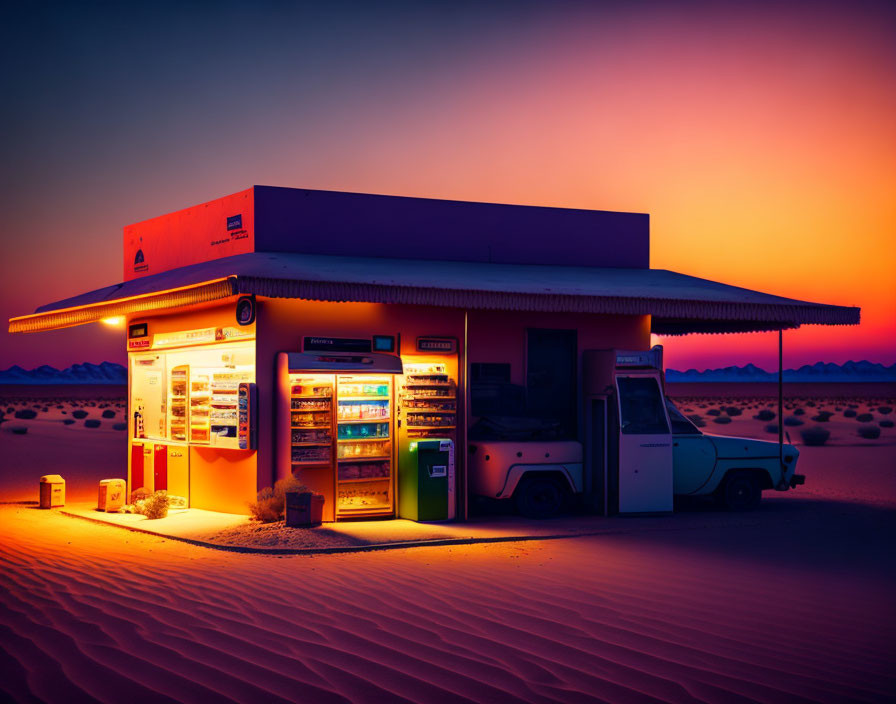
[469,398,804,518]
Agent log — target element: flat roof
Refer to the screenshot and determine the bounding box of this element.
[9,252,859,335]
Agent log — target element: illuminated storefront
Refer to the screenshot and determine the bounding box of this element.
[8,186,859,519]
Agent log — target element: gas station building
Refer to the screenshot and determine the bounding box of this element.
[8,187,859,520]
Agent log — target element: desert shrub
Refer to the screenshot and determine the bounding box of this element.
[811,412,833,422]
[725,406,742,416]
[764,423,779,434]
[857,425,881,440]
[879,419,894,429]
[755,410,776,421]
[101,410,116,419]
[805,401,816,407]
[10,426,28,435]
[6,407,13,414]
[707,408,721,416]
[687,414,706,428]
[84,419,101,428]
[793,408,805,416]
[713,416,732,424]
[856,413,873,423]
[878,406,892,415]
[112,422,127,431]
[783,416,804,427]
[249,474,310,523]
[142,491,170,519]
[130,487,149,503]
[835,406,842,411]
[14,409,37,420]
[249,487,280,523]
[72,410,88,419]
[843,409,857,418]
[800,426,830,446]
[62,419,75,425]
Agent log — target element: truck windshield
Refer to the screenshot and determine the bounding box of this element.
[665,399,701,435]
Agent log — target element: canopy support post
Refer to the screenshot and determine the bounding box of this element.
[778,328,786,488]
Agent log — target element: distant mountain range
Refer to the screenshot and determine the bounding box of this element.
[666,361,896,383]
[0,362,126,385]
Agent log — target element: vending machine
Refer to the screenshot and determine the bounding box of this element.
[276,349,403,522]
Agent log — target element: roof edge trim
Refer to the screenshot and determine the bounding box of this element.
[9,278,236,334]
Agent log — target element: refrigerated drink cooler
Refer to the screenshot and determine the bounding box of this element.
[277,351,404,522]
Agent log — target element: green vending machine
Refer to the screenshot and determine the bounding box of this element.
[398,439,455,521]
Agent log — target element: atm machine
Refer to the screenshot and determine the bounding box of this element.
[583,347,673,515]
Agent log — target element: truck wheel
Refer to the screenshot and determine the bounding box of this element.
[720,471,762,511]
[515,477,565,519]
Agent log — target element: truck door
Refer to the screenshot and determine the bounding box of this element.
[615,373,673,513]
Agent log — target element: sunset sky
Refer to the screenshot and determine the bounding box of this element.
[1,1,894,371]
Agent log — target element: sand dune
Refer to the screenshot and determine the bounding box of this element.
[2,495,894,703]
[2,389,895,703]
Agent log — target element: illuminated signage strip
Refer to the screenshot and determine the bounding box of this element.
[147,326,254,350]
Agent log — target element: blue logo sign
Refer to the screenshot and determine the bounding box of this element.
[227,214,242,231]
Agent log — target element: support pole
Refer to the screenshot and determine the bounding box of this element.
[778,328,785,486]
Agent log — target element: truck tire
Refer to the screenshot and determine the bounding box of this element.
[720,471,762,511]
[514,476,566,519]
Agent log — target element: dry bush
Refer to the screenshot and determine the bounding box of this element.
[858,425,881,440]
[811,412,833,422]
[856,413,874,423]
[249,474,310,523]
[101,410,116,418]
[142,491,170,519]
[879,406,893,415]
[843,409,857,418]
[72,410,88,419]
[14,409,37,419]
[755,410,776,421]
[879,419,894,429]
[800,426,830,446]
[724,407,743,416]
[10,426,28,435]
[713,416,732,424]
[84,419,101,428]
[783,416,804,427]
[707,409,721,416]
[764,423,779,434]
[793,408,806,416]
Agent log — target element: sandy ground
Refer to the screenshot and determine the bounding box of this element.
[1,389,895,703]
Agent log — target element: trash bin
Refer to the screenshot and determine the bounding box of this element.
[98,479,127,512]
[39,475,65,509]
[285,492,324,527]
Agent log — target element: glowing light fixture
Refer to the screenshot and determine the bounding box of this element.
[101,316,125,326]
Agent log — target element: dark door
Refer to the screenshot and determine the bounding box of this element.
[526,328,577,438]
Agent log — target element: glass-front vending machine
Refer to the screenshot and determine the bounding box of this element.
[276,350,403,522]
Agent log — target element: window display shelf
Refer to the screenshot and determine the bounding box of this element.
[336,437,388,443]
[338,395,389,401]
[337,455,390,463]
[338,476,390,484]
[291,424,332,430]
[291,460,332,466]
[291,441,332,447]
